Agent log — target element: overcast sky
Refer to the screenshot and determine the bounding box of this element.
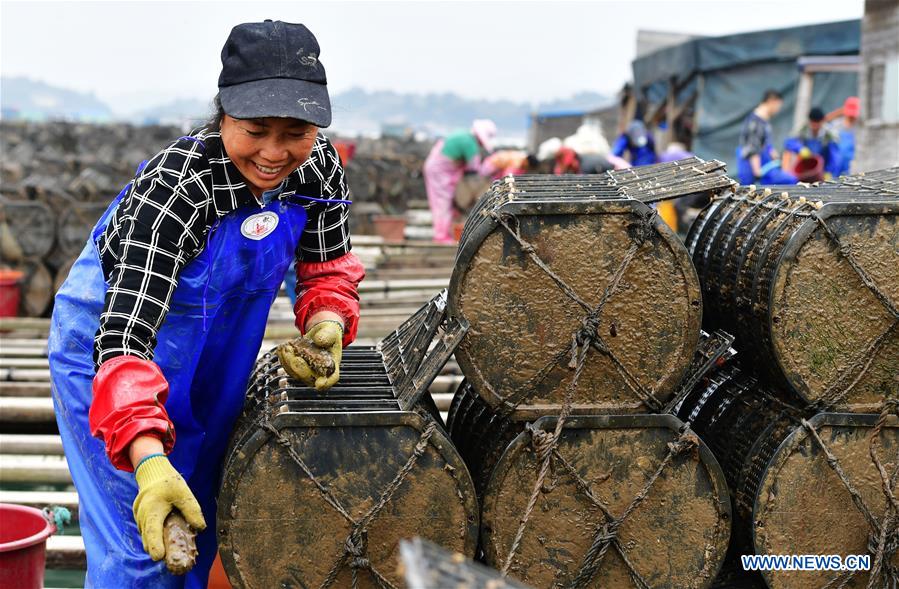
[1,0,863,115]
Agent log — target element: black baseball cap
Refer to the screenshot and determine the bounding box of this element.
[218,20,332,127]
[808,107,825,122]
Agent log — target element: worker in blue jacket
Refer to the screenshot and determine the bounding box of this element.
[830,96,859,176]
[735,89,797,185]
[611,120,657,167]
[782,106,842,181]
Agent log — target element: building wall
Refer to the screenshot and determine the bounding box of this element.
[856,0,899,172]
[527,113,584,152]
[584,105,620,147]
[527,107,621,153]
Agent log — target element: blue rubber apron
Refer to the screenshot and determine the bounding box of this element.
[48,156,340,587]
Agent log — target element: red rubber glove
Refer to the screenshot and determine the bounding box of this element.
[90,355,175,472]
[294,252,365,347]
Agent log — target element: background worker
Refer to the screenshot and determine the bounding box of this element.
[828,96,860,176]
[565,122,629,173]
[611,119,657,166]
[545,123,631,175]
[782,106,842,181]
[735,89,797,185]
[659,141,693,164]
[659,141,708,232]
[481,149,536,179]
[422,119,497,243]
[48,20,364,588]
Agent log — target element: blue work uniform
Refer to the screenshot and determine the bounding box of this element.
[611,133,658,167]
[736,112,797,186]
[783,125,843,179]
[48,140,349,588]
[835,125,856,176]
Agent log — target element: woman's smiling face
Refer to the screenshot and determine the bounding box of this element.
[220,115,319,197]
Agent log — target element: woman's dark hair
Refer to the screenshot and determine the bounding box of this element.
[206,94,226,131]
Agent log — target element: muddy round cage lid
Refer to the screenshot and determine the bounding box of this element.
[480,414,731,588]
[751,411,899,589]
[448,159,734,415]
[218,410,479,589]
[687,174,899,411]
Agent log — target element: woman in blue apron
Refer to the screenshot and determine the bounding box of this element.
[48,21,365,587]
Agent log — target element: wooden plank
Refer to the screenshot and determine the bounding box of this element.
[358,278,449,293]
[432,393,453,412]
[429,375,462,395]
[5,325,415,367]
[664,75,676,148]
[0,329,47,339]
[379,252,457,263]
[366,268,453,281]
[794,71,815,136]
[0,396,55,422]
[0,381,51,397]
[359,307,428,318]
[360,293,447,308]
[0,367,51,381]
[0,396,55,421]
[0,338,50,347]
[262,338,384,348]
[0,386,457,422]
[0,352,457,382]
[46,535,86,569]
[0,454,71,484]
[0,434,64,454]
[0,347,48,358]
[265,323,398,341]
[0,490,78,518]
[267,307,424,321]
[352,235,457,250]
[0,357,50,368]
[0,339,451,368]
[0,317,51,331]
[351,235,385,246]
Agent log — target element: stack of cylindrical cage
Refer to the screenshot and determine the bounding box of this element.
[678,169,899,589]
[445,159,739,588]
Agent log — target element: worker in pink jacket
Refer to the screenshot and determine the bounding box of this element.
[423,120,497,243]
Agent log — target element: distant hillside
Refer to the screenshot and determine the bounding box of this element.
[331,88,611,137]
[1,76,113,121]
[130,97,213,126]
[1,77,610,138]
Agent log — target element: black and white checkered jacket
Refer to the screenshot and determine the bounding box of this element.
[93,128,351,367]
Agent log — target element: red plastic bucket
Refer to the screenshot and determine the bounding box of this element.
[0,270,24,318]
[0,504,56,589]
[793,154,824,183]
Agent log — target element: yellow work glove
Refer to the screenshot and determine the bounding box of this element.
[277,320,344,391]
[133,454,206,561]
[308,321,344,390]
